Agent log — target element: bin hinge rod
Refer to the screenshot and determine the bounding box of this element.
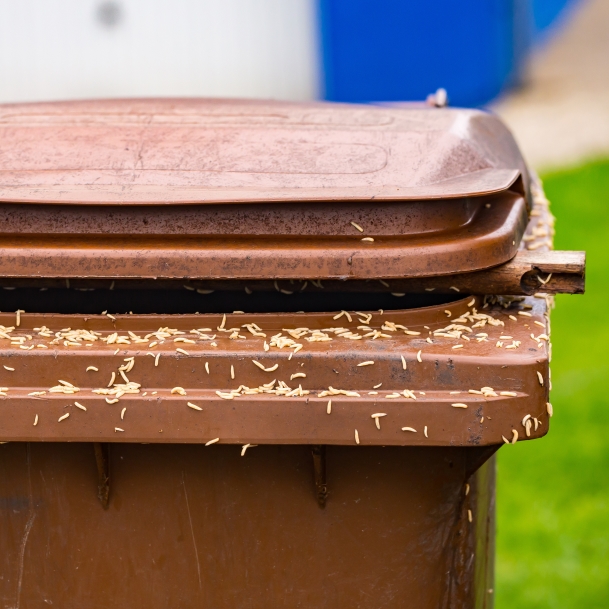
[311,445,328,508]
[93,442,110,509]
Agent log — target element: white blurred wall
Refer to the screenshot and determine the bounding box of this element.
[0,0,319,103]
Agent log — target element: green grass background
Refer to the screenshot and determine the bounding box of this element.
[496,159,609,608]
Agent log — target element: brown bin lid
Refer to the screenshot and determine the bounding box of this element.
[0,98,530,278]
[0,98,528,205]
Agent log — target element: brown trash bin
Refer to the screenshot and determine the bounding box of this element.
[0,99,585,608]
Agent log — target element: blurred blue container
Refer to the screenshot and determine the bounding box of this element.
[319,0,576,107]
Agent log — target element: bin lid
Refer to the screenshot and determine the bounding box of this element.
[0,98,529,206]
[0,98,531,278]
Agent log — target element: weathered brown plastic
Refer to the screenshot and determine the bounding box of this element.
[0,249,583,295]
[0,99,530,278]
[0,296,549,445]
[0,98,529,205]
[0,195,526,280]
[0,442,496,608]
[0,295,546,609]
[0,99,560,609]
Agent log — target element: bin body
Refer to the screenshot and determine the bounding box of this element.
[0,98,573,608]
[1,443,495,608]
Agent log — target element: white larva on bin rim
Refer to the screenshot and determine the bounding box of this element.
[327,400,332,414]
[502,435,510,444]
[333,310,352,322]
[171,387,187,395]
[371,413,387,429]
[402,427,416,432]
[205,362,210,374]
[121,407,126,420]
[3,366,14,371]
[107,372,116,387]
[58,413,70,422]
[187,402,202,411]
[451,403,468,408]
[500,391,518,397]
[452,345,463,350]
[115,427,124,432]
[401,355,407,370]
[106,398,119,404]
[354,429,360,444]
[155,353,160,367]
[230,365,235,379]
[511,429,518,444]
[176,348,189,356]
[86,366,98,372]
[361,237,375,242]
[33,414,38,426]
[537,371,544,386]
[241,443,257,456]
[205,438,220,446]
[252,360,278,372]
[350,221,364,232]
[546,402,553,416]
[75,402,87,411]
[424,426,428,438]
[357,361,374,367]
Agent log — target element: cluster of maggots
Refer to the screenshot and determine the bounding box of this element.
[0,293,552,452]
